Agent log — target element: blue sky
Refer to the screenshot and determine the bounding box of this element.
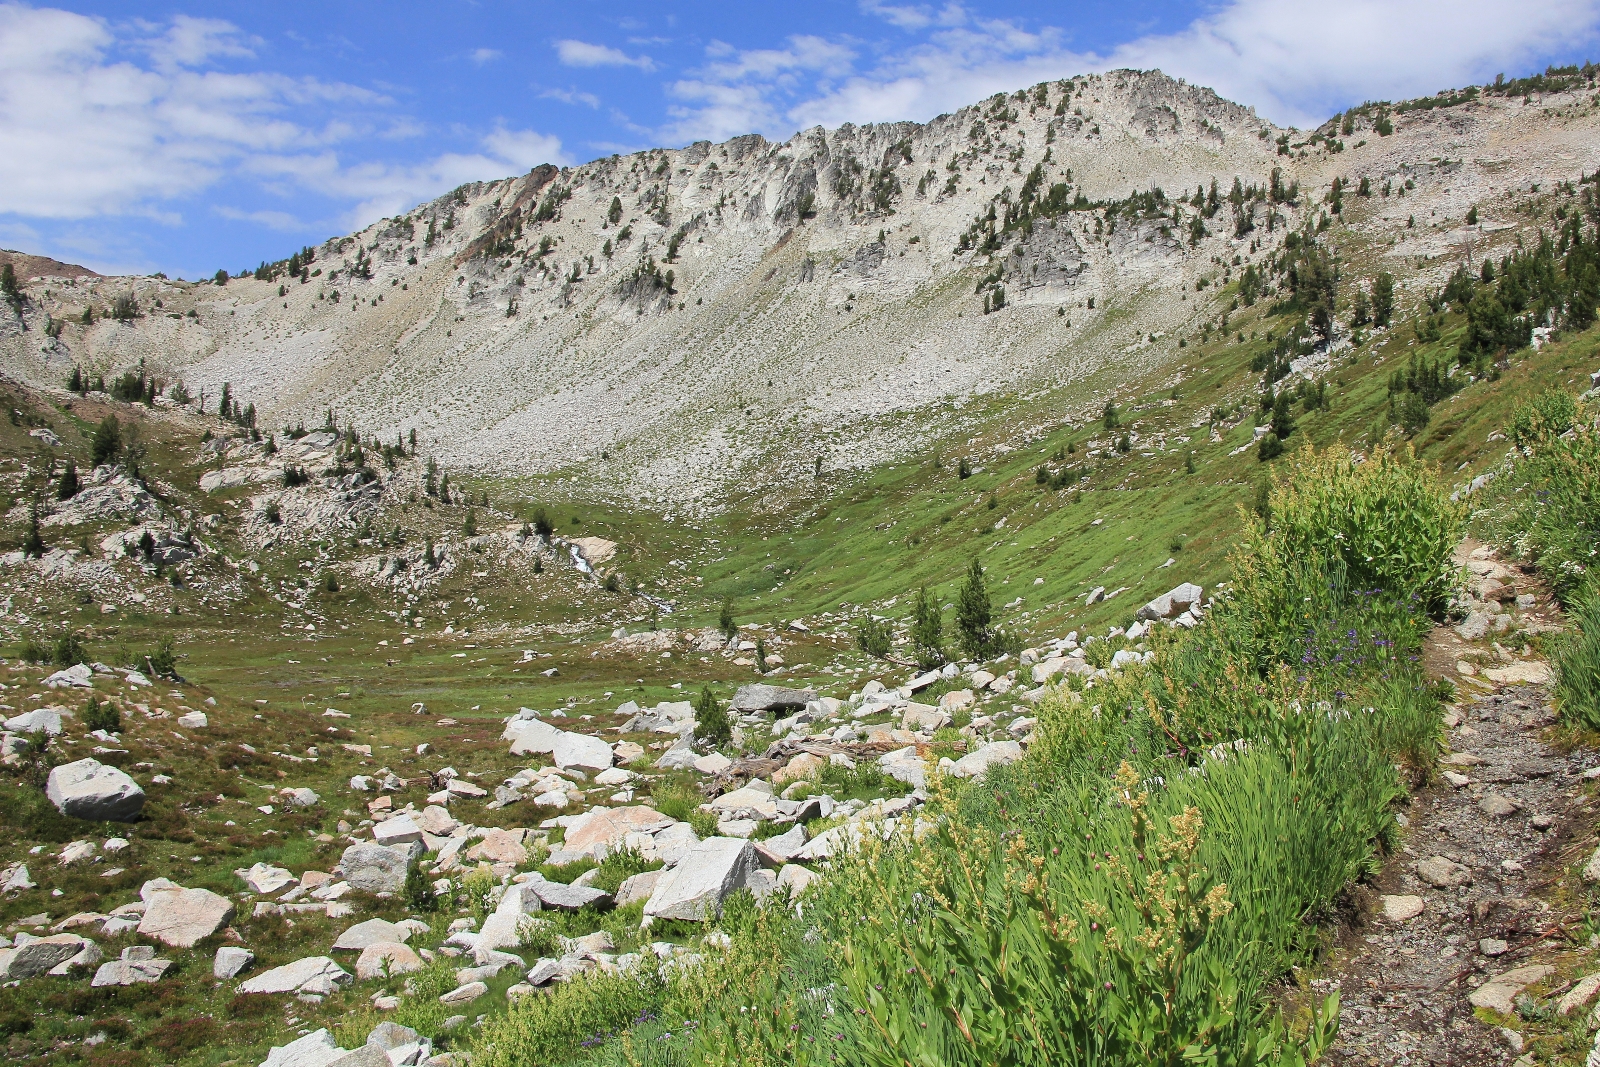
[0,0,1594,278]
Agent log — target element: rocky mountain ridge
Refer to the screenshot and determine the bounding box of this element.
[3,68,1598,509]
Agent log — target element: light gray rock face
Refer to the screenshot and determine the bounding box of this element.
[4,707,64,735]
[552,731,614,772]
[332,917,409,951]
[137,885,236,948]
[1137,583,1204,621]
[615,869,665,907]
[1415,855,1473,888]
[340,840,422,894]
[949,740,1024,779]
[644,837,768,921]
[472,883,544,956]
[355,941,422,981]
[526,874,611,911]
[42,663,93,688]
[238,956,351,995]
[92,946,173,986]
[730,685,818,715]
[214,946,256,978]
[46,758,145,821]
[0,933,90,979]
[259,1029,348,1067]
[371,813,424,846]
[505,716,565,755]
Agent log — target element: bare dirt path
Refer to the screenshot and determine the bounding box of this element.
[1314,588,1598,1067]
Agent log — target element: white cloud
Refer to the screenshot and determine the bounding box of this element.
[250,126,570,229]
[555,39,656,72]
[0,5,566,232]
[664,0,1600,140]
[469,47,502,66]
[540,86,602,108]
[214,205,306,231]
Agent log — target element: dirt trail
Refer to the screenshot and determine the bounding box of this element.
[1316,606,1596,1066]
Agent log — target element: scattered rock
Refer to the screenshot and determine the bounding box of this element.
[1379,895,1425,922]
[46,758,145,821]
[552,731,615,773]
[355,941,423,981]
[214,946,255,979]
[240,863,297,895]
[333,918,410,951]
[340,841,422,895]
[1478,794,1522,817]
[1468,964,1553,1014]
[644,837,768,921]
[1415,855,1472,888]
[1557,972,1600,1016]
[0,933,90,979]
[137,884,236,948]
[238,956,351,995]
[92,946,173,986]
[948,740,1024,779]
[439,981,487,1004]
[729,685,818,715]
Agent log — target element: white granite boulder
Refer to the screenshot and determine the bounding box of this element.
[46,758,145,821]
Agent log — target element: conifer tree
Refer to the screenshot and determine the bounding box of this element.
[694,686,731,748]
[91,415,121,467]
[463,508,477,536]
[22,505,44,558]
[56,459,78,500]
[719,599,736,639]
[955,559,993,660]
[910,585,944,668]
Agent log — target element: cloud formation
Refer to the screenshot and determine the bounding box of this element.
[663,0,1600,143]
[0,5,567,232]
[555,38,656,71]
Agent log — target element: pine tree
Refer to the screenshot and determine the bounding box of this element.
[22,505,44,558]
[423,540,438,569]
[754,636,768,673]
[91,415,121,467]
[719,599,736,639]
[1371,273,1395,327]
[694,686,731,748]
[910,586,944,668]
[463,508,477,536]
[955,558,993,660]
[67,366,82,392]
[56,459,78,500]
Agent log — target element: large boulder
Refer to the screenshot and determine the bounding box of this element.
[238,956,351,995]
[1136,583,1203,621]
[948,741,1024,780]
[729,685,818,716]
[644,837,769,921]
[92,946,173,986]
[259,1029,357,1067]
[563,806,674,861]
[371,813,424,846]
[526,874,611,911]
[505,716,565,756]
[0,933,91,979]
[355,942,422,981]
[4,707,64,735]
[46,758,145,822]
[137,884,236,948]
[340,841,422,895]
[552,731,614,773]
[332,918,410,951]
[43,663,93,689]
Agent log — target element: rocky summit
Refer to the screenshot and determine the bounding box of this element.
[1,59,1600,1067]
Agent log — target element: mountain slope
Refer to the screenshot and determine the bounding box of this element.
[4,69,1599,510]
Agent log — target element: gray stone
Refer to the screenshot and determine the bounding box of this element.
[505,716,565,755]
[92,947,173,986]
[1478,794,1522,817]
[527,875,611,911]
[754,825,808,863]
[42,663,93,689]
[371,813,424,846]
[1379,895,1425,922]
[1468,964,1553,1014]
[729,684,818,715]
[260,1029,347,1067]
[552,731,614,773]
[439,981,487,1004]
[644,837,767,921]
[238,956,351,995]
[137,885,236,948]
[1416,855,1473,888]
[333,918,409,951]
[46,758,145,821]
[948,740,1024,779]
[4,707,64,735]
[0,933,89,978]
[615,869,664,907]
[366,1022,422,1051]
[214,946,255,978]
[340,841,422,894]
[327,1047,390,1067]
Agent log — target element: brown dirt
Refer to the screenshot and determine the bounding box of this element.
[1313,602,1596,1066]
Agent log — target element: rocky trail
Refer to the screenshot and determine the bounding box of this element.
[1317,631,1598,1065]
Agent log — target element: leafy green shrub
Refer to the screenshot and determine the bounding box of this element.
[403,863,438,912]
[1477,398,1598,603]
[1554,590,1600,731]
[53,630,88,668]
[144,638,178,679]
[83,697,122,734]
[590,846,661,896]
[693,686,731,748]
[854,613,891,658]
[1509,388,1577,448]
[473,967,666,1067]
[16,635,49,663]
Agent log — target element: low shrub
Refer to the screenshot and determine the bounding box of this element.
[1554,590,1600,731]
